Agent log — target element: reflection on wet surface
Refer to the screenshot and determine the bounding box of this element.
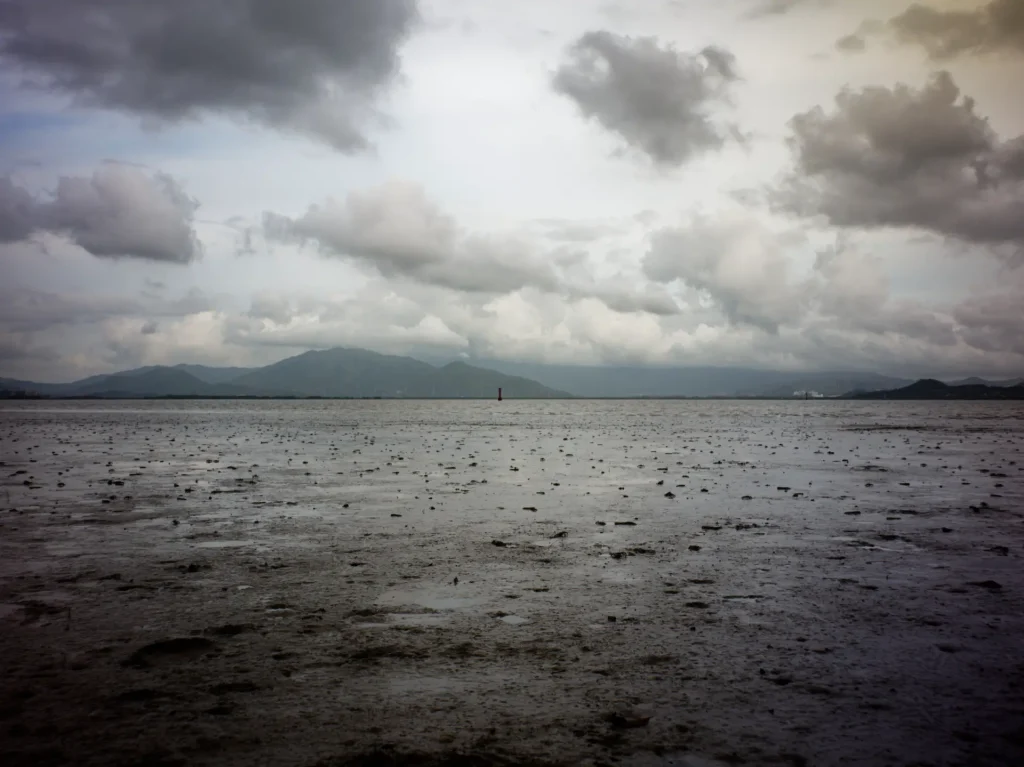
[1,399,1023,766]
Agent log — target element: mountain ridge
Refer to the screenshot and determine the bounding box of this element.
[850,379,1024,400]
[3,348,1022,399]
[1,348,568,399]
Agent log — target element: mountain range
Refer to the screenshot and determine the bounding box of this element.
[0,348,568,399]
[2,346,1022,399]
[466,359,916,398]
[852,379,1024,400]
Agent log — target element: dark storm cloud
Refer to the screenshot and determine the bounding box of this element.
[0,0,418,151]
[771,72,1024,250]
[0,333,57,365]
[0,288,142,333]
[888,0,1024,60]
[835,33,867,53]
[263,182,560,294]
[552,31,739,167]
[954,293,1024,354]
[743,0,831,18]
[0,177,37,243]
[0,286,214,333]
[0,164,200,263]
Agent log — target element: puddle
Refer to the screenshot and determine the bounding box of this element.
[376,588,486,612]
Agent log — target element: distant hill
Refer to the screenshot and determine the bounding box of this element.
[851,379,1024,400]
[405,361,565,398]
[68,368,282,398]
[232,347,434,397]
[947,376,1024,388]
[173,364,258,384]
[1,348,568,399]
[233,348,567,398]
[466,359,911,398]
[5,348,1020,400]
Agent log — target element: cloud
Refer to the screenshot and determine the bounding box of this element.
[532,218,626,243]
[0,164,200,262]
[248,294,295,326]
[0,0,419,151]
[836,1,1024,61]
[0,176,37,243]
[551,31,739,166]
[743,0,830,18]
[771,72,1024,252]
[263,181,560,294]
[887,0,1024,60]
[835,33,867,53]
[643,214,806,331]
[954,291,1024,354]
[0,286,213,333]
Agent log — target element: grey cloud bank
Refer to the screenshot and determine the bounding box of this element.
[772,71,1024,253]
[0,164,200,263]
[0,0,1022,384]
[865,0,1024,61]
[552,31,740,166]
[0,0,418,150]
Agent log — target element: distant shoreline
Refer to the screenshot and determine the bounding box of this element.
[1,394,1021,402]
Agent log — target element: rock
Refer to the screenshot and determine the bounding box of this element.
[491,540,508,547]
[968,580,1002,590]
[124,637,217,668]
[689,545,701,551]
[664,491,676,499]
[206,624,255,637]
[606,709,652,728]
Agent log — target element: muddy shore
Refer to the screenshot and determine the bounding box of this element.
[1,400,1022,767]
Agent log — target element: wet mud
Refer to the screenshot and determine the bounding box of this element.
[1,399,1022,767]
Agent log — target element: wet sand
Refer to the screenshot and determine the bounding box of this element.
[1,399,1022,767]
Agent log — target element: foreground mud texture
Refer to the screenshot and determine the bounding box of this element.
[1,400,1023,767]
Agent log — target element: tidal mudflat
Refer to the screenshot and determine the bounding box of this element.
[1,399,1022,767]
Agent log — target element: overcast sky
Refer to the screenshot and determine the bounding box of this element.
[1,0,1023,382]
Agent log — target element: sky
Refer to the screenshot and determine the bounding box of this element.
[1,0,1023,382]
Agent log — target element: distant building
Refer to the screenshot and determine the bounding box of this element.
[792,390,826,398]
